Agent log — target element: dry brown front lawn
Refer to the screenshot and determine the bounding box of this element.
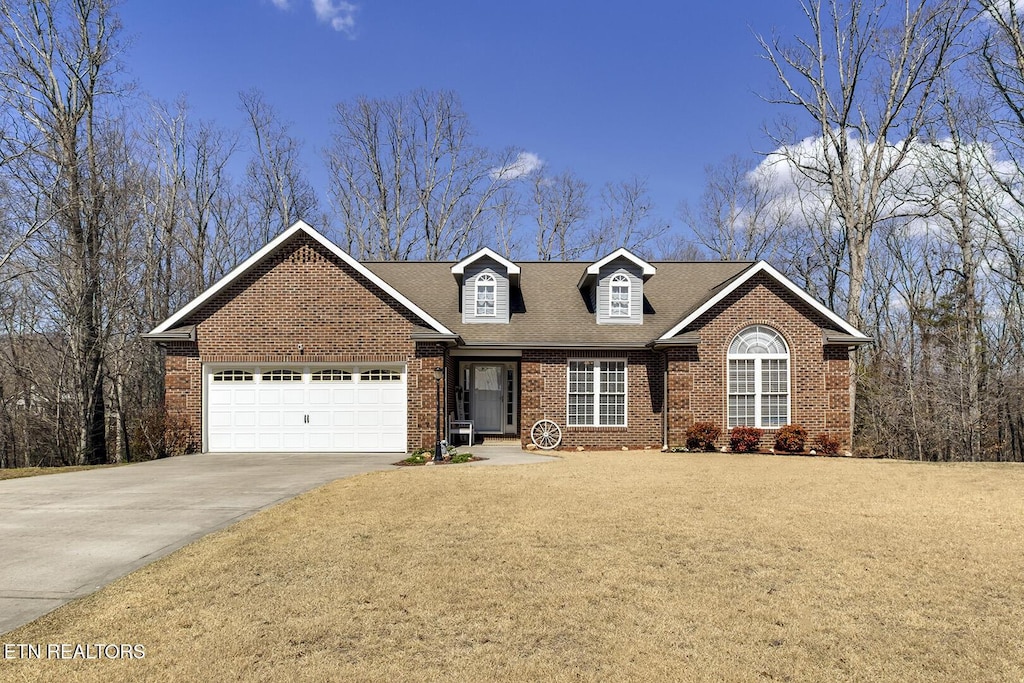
[3,452,1023,682]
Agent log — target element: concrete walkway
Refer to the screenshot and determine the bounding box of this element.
[0,447,554,636]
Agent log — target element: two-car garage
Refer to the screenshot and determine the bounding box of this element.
[204,364,407,452]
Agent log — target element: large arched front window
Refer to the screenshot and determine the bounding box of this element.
[727,325,789,428]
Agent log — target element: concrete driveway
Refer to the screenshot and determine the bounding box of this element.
[0,453,397,635]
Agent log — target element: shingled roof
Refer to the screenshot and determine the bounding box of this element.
[364,260,754,347]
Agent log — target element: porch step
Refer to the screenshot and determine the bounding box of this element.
[480,435,520,445]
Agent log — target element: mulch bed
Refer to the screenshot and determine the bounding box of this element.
[393,457,489,467]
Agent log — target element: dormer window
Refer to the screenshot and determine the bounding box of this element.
[475,273,496,317]
[452,248,519,324]
[610,274,630,318]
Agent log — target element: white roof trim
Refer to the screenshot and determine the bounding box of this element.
[451,247,521,283]
[657,260,870,342]
[586,248,656,277]
[149,221,455,337]
[578,248,656,288]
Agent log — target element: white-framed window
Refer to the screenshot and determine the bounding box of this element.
[360,369,402,382]
[212,370,253,382]
[610,274,630,318]
[311,369,352,382]
[261,369,303,382]
[727,325,789,428]
[475,273,496,317]
[567,359,627,426]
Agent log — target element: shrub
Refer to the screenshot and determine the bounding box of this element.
[774,424,807,453]
[685,422,722,451]
[814,433,840,455]
[729,426,763,453]
[450,452,473,464]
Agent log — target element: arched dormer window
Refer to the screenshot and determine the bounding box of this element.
[475,273,496,317]
[727,325,789,428]
[610,274,630,318]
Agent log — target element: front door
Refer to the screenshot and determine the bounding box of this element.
[471,364,505,433]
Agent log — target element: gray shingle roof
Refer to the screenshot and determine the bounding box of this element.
[365,260,754,347]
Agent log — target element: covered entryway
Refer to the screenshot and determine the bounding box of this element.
[454,360,519,437]
[205,364,407,452]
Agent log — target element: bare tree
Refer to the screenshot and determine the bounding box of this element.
[532,169,592,260]
[326,89,516,260]
[0,0,127,464]
[758,0,970,331]
[592,177,668,259]
[758,0,971,434]
[680,155,791,262]
[239,89,320,244]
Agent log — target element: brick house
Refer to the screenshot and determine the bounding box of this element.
[146,221,870,453]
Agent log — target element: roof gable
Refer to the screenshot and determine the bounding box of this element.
[578,248,655,289]
[656,260,870,342]
[148,221,455,337]
[451,247,520,286]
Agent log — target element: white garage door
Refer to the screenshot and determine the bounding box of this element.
[205,365,407,452]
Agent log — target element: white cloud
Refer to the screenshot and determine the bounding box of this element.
[270,0,290,9]
[312,0,358,36]
[490,151,543,180]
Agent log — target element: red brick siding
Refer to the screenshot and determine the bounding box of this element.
[666,272,851,451]
[163,232,444,451]
[519,349,664,449]
[161,237,851,454]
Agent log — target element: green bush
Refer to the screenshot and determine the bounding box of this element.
[685,422,722,451]
[450,452,473,464]
[774,424,807,453]
[814,433,841,455]
[729,426,763,453]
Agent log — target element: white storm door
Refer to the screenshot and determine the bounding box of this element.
[472,364,505,433]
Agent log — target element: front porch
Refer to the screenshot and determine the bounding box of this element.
[448,355,520,445]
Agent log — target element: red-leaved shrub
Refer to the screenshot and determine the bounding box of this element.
[685,421,721,451]
[774,424,807,453]
[729,426,763,453]
[814,432,840,455]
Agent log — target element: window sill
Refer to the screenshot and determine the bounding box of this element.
[566,425,629,430]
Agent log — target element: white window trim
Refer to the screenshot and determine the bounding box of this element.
[726,327,791,429]
[609,274,631,318]
[566,358,628,427]
[475,273,496,318]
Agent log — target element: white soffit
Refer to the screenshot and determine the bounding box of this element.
[657,260,870,341]
[149,221,455,337]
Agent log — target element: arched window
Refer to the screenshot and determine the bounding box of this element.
[610,274,630,317]
[727,325,789,428]
[475,273,496,317]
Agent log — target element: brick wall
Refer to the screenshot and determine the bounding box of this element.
[666,272,852,451]
[163,232,444,451]
[519,349,664,449]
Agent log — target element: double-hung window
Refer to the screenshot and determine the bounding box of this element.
[567,359,627,426]
[727,325,789,428]
[475,273,496,317]
[610,274,630,318]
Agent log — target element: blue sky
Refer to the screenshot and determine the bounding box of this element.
[119,1,811,232]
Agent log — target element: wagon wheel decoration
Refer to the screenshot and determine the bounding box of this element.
[530,419,562,450]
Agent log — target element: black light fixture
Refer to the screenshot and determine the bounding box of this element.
[433,367,444,462]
